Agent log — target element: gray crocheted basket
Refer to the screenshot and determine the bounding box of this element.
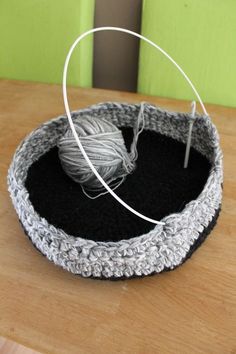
[8,102,223,279]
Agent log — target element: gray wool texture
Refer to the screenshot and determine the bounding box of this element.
[8,103,223,279]
[57,115,135,191]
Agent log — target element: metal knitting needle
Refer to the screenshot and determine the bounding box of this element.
[184,101,196,168]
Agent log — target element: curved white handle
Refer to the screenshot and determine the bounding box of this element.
[62,26,208,226]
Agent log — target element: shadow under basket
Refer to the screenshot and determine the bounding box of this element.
[8,103,223,280]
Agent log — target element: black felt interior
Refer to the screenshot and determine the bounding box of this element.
[25,128,211,242]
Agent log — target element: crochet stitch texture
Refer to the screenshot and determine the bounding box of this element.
[8,103,223,279]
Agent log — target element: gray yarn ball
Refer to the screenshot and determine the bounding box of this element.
[58,116,135,191]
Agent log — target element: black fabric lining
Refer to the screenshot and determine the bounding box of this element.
[25,128,211,242]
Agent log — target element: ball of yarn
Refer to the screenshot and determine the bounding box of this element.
[58,116,136,191]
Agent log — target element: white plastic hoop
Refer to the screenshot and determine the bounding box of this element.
[63,26,208,226]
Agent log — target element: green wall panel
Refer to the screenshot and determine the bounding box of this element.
[0,0,95,86]
[138,0,236,107]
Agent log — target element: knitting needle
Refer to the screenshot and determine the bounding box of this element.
[184,101,196,168]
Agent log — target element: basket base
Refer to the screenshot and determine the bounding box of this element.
[25,128,211,242]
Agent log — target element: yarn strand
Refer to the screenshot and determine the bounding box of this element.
[58,103,146,199]
[81,102,145,199]
[129,102,145,162]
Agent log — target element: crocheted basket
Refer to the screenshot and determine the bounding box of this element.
[8,27,223,280]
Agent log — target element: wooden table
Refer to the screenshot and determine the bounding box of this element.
[0,80,235,354]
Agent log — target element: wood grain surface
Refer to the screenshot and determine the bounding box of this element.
[0,336,39,354]
[0,80,235,354]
